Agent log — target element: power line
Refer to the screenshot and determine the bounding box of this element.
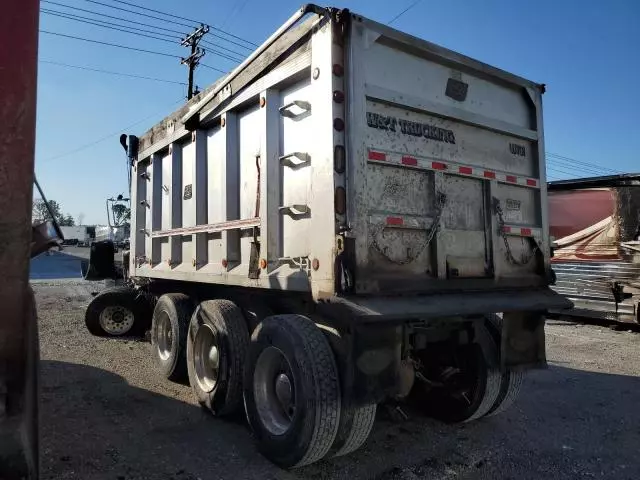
[42,8,244,64]
[42,4,248,63]
[40,60,187,85]
[201,40,246,60]
[546,159,615,178]
[547,151,621,174]
[547,161,608,178]
[41,7,179,39]
[40,30,182,58]
[42,0,187,36]
[546,157,608,174]
[78,0,197,29]
[103,0,207,26]
[42,99,185,162]
[42,9,178,44]
[389,0,424,25]
[204,30,254,52]
[200,63,228,75]
[549,154,620,173]
[100,0,259,47]
[546,169,576,179]
[201,44,244,64]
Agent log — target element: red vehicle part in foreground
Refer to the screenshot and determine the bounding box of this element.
[0,0,41,478]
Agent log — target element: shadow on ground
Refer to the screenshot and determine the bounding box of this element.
[40,360,640,480]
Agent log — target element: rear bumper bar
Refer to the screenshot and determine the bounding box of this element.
[321,288,573,323]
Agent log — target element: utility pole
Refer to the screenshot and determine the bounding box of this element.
[181,24,209,100]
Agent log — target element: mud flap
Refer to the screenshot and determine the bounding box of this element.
[349,324,402,405]
[82,240,116,281]
[501,311,546,370]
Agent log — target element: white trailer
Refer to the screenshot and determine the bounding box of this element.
[94,225,128,246]
[83,5,570,468]
[59,225,88,245]
[93,225,112,243]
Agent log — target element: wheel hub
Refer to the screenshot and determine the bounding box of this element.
[275,373,293,410]
[156,312,173,361]
[254,347,296,436]
[99,306,135,335]
[193,325,219,392]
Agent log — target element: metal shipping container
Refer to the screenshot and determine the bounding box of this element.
[549,174,640,323]
[84,5,570,469]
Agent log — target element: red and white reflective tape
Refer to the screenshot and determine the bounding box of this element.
[502,225,541,237]
[367,149,539,188]
[368,213,432,229]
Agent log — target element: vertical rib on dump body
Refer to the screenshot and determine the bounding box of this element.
[131,6,551,301]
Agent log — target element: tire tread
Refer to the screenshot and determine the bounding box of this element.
[208,300,249,415]
[248,314,341,468]
[484,314,527,417]
[151,293,192,381]
[464,326,502,423]
[333,403,376,457]
[188,299,250,416]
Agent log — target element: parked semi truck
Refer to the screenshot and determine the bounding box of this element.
[81,5,570,468]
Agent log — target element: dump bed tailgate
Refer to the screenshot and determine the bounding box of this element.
[346,16,548,294]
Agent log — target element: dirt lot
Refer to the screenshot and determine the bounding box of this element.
[34,281,640,480]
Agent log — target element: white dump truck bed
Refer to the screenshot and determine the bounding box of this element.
[130,6,550,300]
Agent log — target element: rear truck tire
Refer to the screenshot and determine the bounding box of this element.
[411,325,501,423]
[187,299,250,416]
[84,286,151,337]
[484,314,526,417]
[151,293,194,382]
[244,314,341,468]
[330,402,377,457]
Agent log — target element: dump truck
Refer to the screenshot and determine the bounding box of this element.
[549,174,640,324]
[81,5,570,468]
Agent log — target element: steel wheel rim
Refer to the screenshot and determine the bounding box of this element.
[194,324,220,392]
[156,311,173,361]
[253,346,296,436]
[99,305,135,335]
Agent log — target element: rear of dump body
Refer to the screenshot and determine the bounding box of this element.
[130,6,553,306]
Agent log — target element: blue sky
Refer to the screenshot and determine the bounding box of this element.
[36,0,640,224]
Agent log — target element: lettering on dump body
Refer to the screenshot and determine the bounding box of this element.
[366,112,456,144]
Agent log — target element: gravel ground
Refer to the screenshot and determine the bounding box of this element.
[34,281,640,480]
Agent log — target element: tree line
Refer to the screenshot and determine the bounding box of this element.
[32,199,77,226]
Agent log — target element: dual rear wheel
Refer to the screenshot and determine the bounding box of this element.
[149,299,376,468]
[411,315,525,422]
[148,297,522,468]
